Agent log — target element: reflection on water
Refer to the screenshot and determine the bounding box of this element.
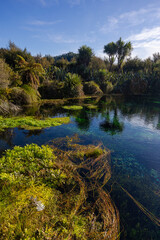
[100,109,124,135]
[0,95,160,239]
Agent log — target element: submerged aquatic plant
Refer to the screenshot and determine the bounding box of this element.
[0,136,120,240]
[84,104,98,109]
[0,115,70,131]
[62,105,83,110]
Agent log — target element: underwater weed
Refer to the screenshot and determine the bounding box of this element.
[0,136,120,239]
[62,105,83,110]
[0,115,70,131]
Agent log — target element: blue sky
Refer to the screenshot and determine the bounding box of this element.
[1,0,160,59]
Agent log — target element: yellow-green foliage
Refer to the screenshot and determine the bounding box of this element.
[22,84,40,102]
[0,58,10,89]
[0,116,70,131]
[75,146,104,159]
[10,85,39,105]
[63,105,83,110]
[84,104,97,109]
[0,144,87,239]
[0,138,120,239]
[85,147,103,158]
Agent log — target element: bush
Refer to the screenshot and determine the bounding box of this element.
[39,80,64,99]
[10,85,40,105]
[83,81,103,95]
[63,73,84,97]
[0,58,10,89]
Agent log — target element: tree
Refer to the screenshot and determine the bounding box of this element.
[153,52,160,63]
[0,41,34,69]
[144,57,153,74]
[77,45,93,67]
[0,58,10,89]
[123,57,144,73]
[55,58,69,70]
[17,55,45,89]
[104,38,132,72]
[104,42,117,71]
[35,54,54,69]
[89,56,106,71]
[116,38,132,71]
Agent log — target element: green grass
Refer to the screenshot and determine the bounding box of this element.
[0,115,70,131]
[62,105,83,110]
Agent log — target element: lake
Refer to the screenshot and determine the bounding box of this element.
[0,95,160,239]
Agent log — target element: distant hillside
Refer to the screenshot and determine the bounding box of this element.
[54,52,77,62]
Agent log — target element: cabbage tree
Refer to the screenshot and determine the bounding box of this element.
[104,42,117,71]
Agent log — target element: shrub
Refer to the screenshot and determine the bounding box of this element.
[63,73,84,97]
[39,80,64,99]
[0,58,10,89]
[83,81,103,95]
[10,85,40,105]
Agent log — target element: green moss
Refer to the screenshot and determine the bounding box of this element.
[0,116,70,131]
[62,105,83,110]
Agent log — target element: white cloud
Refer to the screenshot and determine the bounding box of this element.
[100,6,160,34]
[47,33,95,44]
[126,27,160,59]
[100,17,118,33]
[32,31,96,45]
[119,8,149,25]
[48,34,77,43]
[126,27,160,42]
[99,5,160,59]
[95,49,106,59]
[28,19,62,26]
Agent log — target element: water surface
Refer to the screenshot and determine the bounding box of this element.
[0,95,160,239]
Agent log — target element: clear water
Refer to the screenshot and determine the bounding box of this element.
[0,95,160,239]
